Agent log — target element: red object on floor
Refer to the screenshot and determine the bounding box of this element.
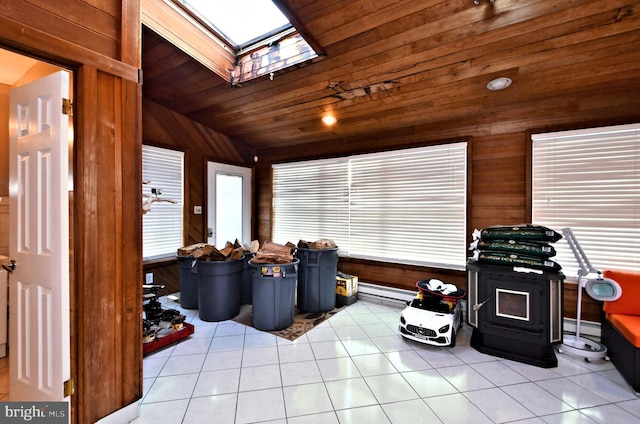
[143,322,195,355]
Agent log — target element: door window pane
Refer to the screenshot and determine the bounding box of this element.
[215,173,243,247]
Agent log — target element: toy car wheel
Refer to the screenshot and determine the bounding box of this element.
[449,330,456,347]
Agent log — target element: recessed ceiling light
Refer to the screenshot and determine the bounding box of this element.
[322,115,337,125]
[487,77,512,91]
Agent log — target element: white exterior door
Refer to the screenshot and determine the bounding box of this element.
[207,162,252,248]
[9,70,71,403]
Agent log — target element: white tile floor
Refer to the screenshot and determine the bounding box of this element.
[133,296,640,424]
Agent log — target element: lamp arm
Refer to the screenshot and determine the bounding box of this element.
[561,228,599,278]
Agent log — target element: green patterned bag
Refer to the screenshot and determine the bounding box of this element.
[473,250,562,271]
[473,224,562,243]
[469,239,556,258]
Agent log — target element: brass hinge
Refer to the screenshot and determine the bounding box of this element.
[62,98,73,116]
[64,378,75,397]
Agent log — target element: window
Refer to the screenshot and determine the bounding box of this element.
[532,123,640,277]
[273,143,468,270]
[142,145,184,260]
[178,0,291,49]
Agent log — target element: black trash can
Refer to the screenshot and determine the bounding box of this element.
[296,247,339,313]
[250,259,299,331]
[177,255,198,309]
[241,252,256,305]
[196,257,244,322]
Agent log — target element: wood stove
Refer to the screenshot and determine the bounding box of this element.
[467,262,564,368]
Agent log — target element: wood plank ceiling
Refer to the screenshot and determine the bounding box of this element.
[142,0,640,158]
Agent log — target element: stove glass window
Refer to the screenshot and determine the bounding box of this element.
[496,289,529,321]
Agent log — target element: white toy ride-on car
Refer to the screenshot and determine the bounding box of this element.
[399,279,466,347]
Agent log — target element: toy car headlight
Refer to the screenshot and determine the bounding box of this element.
[438,324,450,334]
[400,315,406,325]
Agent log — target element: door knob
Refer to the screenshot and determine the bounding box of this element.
[2,260,16,273]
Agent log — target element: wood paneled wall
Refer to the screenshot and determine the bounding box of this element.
[0,1,142,423]
[142,99,255,295]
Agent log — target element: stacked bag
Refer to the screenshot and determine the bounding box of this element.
[469,224,563,272]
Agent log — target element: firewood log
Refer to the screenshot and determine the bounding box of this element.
[250,251,294,264]
[229,247,245,261]
[261,241,294,255]
[193,245,225,261]
[310,239,336,249]
[177,242,206,256]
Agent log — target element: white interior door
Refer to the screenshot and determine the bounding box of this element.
[9,70,71,402]
[207,162,252,248]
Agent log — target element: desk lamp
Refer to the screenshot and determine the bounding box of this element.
[560,228,622,361]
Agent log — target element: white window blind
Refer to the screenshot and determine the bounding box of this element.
[273,143,468,270]
[142,145,184,259]
[532,123,640,277]
[273,158,350,247]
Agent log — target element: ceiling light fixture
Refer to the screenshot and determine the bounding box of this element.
[486,77,512,91]
[322,115,337,126]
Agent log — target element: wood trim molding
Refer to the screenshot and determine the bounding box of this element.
[121,0,142,69]
[0,16,139,82]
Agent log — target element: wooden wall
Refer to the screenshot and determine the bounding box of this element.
[142,98,255,295]
[0,1,142,423]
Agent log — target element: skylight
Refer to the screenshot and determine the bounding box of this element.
[171,0,318,85]
[178,0,293,49]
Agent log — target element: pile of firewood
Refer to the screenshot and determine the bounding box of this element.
[247,239,338,264]
[249,241,296,264]
[178,238,337,264]
[297,239,337,249]
[177,239,258,261]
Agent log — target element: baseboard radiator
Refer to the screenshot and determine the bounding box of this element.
[356,282,601,338]
[357,282,416,305]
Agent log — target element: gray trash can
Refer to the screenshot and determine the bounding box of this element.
[296,247,338,313]
[177,255,198,309]
[250,259,299,331]
[196,257,244,322]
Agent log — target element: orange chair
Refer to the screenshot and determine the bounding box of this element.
[602,269,640,393]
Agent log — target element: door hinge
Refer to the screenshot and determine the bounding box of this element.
[64,378,75,397]
[62,98,73,116]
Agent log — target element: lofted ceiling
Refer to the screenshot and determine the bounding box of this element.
[142,0,640,158]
